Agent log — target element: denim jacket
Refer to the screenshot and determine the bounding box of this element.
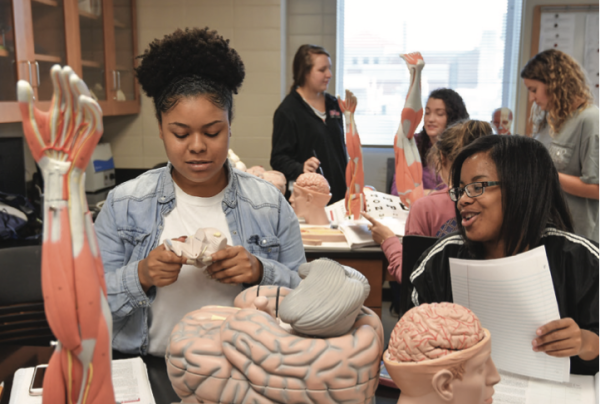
[94,160,304,354]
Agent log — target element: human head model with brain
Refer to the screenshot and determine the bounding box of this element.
[289,173,332,225]
[383,303,500,404]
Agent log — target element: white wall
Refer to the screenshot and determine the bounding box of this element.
[286,0,337,93]
[103,0,284,170]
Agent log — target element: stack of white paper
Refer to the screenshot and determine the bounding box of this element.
[493,370,598,404]
[449,246,570,382]
[9,357,155,404]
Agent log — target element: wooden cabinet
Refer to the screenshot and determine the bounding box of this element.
[0,0,139,123]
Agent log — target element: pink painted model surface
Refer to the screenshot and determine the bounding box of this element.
[166,259,384,403]
[388,302,484,362]
[394,52,425,207]
[338,90,365,219]
[384,303,500,404]
[18,66,115,403]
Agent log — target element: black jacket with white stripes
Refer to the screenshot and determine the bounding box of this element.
[408,228,599,376]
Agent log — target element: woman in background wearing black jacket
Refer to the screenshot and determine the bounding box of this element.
[270,44,348,203]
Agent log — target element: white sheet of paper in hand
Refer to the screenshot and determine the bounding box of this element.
[449,245,570,383]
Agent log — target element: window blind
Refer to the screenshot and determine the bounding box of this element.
[336,0,524,146]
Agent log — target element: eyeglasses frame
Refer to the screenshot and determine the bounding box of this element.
[449,181,501,202]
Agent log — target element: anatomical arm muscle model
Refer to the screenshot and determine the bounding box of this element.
[18,65,115,404]
[338,90,365,220]
[394,52,425,207]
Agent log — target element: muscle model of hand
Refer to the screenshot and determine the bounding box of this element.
[394,52,425,207]
[338,89,365,219]
[18,65,115,403]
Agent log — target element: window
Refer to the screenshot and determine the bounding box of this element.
[336,0,524,146]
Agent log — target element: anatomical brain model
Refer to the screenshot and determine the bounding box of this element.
[383,303,500,404]
[166,258,384,403]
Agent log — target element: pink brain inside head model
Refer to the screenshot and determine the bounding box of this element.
[388,302,485,363]
[295,172,330,195]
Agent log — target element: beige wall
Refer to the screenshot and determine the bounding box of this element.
[103,0,284,170]
[286,0,337,94]
[514,0,599,135]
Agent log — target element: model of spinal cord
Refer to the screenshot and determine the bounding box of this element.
[338,89,365,220]
[18,65,115,404]
[394,52,425,207]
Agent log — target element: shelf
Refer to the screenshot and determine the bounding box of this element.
[0,48,9,57]
[81,59,101,68]
[32,0,59,7]
[79,9,100,19]
[113,19,126,28]
[115,64,130,71]
[34,53,62,63]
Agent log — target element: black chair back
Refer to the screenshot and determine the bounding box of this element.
[398,235,438,317]
[0,246,55,346]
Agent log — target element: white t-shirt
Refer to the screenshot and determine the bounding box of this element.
[148,181,242,356]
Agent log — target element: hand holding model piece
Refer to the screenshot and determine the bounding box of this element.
[164,228,228,268]
[383,303,500,404]
[394,52,425,207]
[18,65,115,403]
[338,89,365,220]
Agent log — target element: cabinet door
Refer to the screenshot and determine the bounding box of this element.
[29,0,69,101]
[0,0,20,121]
[78,0,107,101]
[108,0,139,114]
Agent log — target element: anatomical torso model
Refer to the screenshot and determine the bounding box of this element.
[394,52,425,207]
[18,65,115,403]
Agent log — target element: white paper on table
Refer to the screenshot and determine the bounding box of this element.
[493,370,597,404]
[449,246,570,382]
[9,357,155,404]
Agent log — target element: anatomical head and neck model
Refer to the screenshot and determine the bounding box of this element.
[290,173,331,225]
[384,303,501,404]
[491,107,513,135]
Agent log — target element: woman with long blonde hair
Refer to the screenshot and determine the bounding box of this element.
[521,49,598,242]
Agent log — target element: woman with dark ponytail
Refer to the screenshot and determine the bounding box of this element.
[270,44,348,203]
[95,28,305,356]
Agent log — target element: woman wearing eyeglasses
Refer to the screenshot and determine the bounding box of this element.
[409,135,599,376]
[364,120,493,284]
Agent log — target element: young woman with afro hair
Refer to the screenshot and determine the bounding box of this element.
[95,28,305,356]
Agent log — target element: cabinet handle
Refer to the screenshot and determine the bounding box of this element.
[27,61,33,85]
[35,61,40,87]
[112,70,117,90]
[117,71,121,89]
